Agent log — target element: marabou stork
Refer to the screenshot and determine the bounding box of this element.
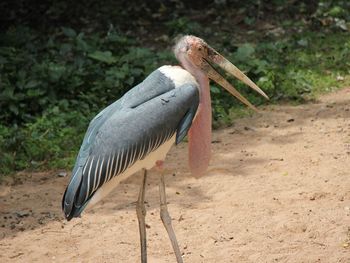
[62,35,268,263]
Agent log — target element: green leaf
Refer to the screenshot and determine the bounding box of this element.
[60,43,72,54]
[9,104,19,115]
[76,35,89,51]
[26,89,45,97]
[235,44,255,61]
[88,51,117,64]
[25,80,40,89]
[62,27,76,38]
[126,77,134,86]
[48,63,66,82]
[297,39,308,47]
[210,86,220,94]
[328,6,344,18]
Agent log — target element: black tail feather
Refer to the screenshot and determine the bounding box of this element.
[62,166,85,220]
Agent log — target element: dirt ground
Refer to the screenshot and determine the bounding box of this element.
[1,88,350,263]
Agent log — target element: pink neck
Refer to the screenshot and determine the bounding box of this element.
[187,69,212,177]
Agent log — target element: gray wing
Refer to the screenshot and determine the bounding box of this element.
[62,69,199,220]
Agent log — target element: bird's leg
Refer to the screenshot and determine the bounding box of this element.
[136,169,148,263]
[158,162,183,263]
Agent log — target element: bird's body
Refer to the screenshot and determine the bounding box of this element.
[62,35,268,263]
[63,65,200,219]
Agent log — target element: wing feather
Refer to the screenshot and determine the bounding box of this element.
[92,156,100,193]
[116,147,124,176]
[85,156,94,202]
[103,155,111,185]
[131,144,138,165]
[107,154,115,182]
[62,70,199,220]
[139,140,147,160]
[96,157,104,191]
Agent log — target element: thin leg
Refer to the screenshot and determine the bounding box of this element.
[136,169,148,263]
[159,173,184,263]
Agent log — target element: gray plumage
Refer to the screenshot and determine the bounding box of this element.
[62,68,199,220]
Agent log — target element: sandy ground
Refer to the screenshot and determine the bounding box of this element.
[1,88,350,263]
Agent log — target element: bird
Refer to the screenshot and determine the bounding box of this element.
[62,35,268,263]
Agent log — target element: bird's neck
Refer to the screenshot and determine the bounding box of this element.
[177,57,212,177]
[188,71,212,178]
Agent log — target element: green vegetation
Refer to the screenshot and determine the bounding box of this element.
[0,27,173,174]
[0,0,349,176]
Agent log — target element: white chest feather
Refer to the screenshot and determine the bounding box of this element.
[86,135,176,209]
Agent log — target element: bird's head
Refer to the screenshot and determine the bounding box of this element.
[174,35,268,110]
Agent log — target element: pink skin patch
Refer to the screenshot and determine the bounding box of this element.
[175,36,214,177]
[188,75,212,178]
[155,160,164,171]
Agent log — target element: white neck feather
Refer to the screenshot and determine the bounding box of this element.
[159,65,198,88]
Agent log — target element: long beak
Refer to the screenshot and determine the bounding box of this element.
[202,46,269,111]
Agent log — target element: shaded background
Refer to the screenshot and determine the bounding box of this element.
[0,0,349,175]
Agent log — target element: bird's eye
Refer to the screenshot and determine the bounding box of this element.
[198,47,202,51]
